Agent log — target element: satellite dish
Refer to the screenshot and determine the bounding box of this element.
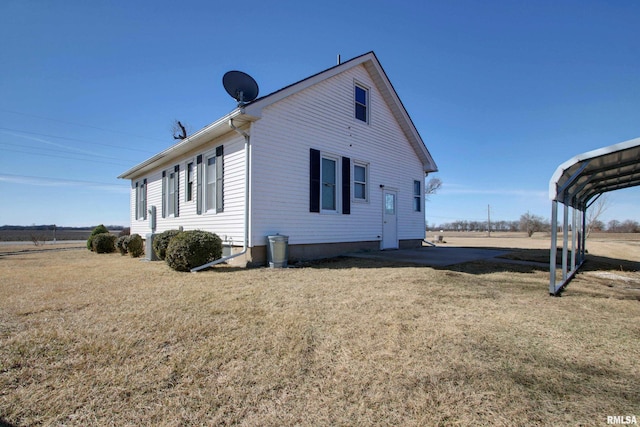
[223,71,259,106]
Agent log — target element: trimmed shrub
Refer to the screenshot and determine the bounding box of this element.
[87,224,109,251]
[92,233,116,254]
[153,229,182,260]
[165,230,222,272]
[127,234,144,258]
[116,235,129,255]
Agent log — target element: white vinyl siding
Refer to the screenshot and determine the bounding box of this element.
[127,61,428,246]
[128,135,245,241]
[249,64,425,246]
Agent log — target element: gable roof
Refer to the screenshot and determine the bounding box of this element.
[119,51,437,180]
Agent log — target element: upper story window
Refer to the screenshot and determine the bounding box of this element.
[355,83,369,123]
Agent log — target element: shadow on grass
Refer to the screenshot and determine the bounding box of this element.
[0,419,17,427]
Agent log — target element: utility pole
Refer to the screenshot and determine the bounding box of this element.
[487,205,491,237]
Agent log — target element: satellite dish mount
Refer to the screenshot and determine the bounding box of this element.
[223,71,259,108]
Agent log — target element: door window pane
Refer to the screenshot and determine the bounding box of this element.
[385,193,395,215]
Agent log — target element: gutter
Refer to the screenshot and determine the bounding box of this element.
[191,118,250,272]
[118,109,247,180]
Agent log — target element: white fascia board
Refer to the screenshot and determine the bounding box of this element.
[118,109,256,180]
[363,59,438,173]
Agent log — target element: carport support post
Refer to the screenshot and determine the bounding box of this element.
[581,208,587,263]
[562,201,569,282]
[571,206,577,271]
[550,200,558,294]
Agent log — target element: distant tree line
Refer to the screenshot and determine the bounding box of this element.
[0,225,125,231]
[431,214,639,235]
[0,225,127,244]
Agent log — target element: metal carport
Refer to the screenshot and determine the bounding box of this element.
[549,137,640,295]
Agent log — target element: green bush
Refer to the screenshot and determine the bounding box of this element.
[165,230,222,272]
[87,224,109,251]
[153,229,182,260]
[116,235,129,255]
[92,233,116,254]
[127,234,144,258]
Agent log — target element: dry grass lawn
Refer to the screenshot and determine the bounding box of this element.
[1,235,639,426]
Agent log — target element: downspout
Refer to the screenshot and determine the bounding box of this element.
[191,117,250,272]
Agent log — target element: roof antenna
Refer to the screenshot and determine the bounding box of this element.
[337,54,341,65]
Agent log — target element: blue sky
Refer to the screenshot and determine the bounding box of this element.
[1,0,638,227]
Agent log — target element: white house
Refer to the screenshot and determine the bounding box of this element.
[118,52,438,267]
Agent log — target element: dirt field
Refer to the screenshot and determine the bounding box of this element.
[0,234,638,426]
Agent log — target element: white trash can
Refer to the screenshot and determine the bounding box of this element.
[267,235,289,268]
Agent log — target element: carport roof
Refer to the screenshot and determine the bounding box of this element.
[549,137,640,209]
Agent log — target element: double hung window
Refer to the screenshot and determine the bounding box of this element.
[321,156,338,211]
[355,84,369,123]
[197,145,224,215]
[135,179,147,220]
[309,148,351,215]
[162,165,180,218]
[413,180,422,212]
[186,162,194,202]
[206,156,217,213]
[353,162,368,202]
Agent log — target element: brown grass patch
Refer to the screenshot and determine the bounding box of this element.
[1,243,639,426]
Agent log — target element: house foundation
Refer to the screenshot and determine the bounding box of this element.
[224,239,424,268]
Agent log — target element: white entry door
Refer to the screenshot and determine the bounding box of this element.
[382,189,398,249]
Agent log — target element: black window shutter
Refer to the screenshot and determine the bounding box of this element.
[161,171,167,218]
[135,181,139,220]
[309,149,320,212]
[142,179,147,220]
[342,157,351,215]
[174,165,180,217]
[216,146,224,213]
[196,155,203,215]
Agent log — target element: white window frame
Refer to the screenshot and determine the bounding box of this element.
[321,153,340,213]
[413,179,422,212]
[204,152,217,214]
[166,167,178,217]
[185,160,195,203]
[135,180,146,220]
[354,81,369,124]
[353,161,369,203]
